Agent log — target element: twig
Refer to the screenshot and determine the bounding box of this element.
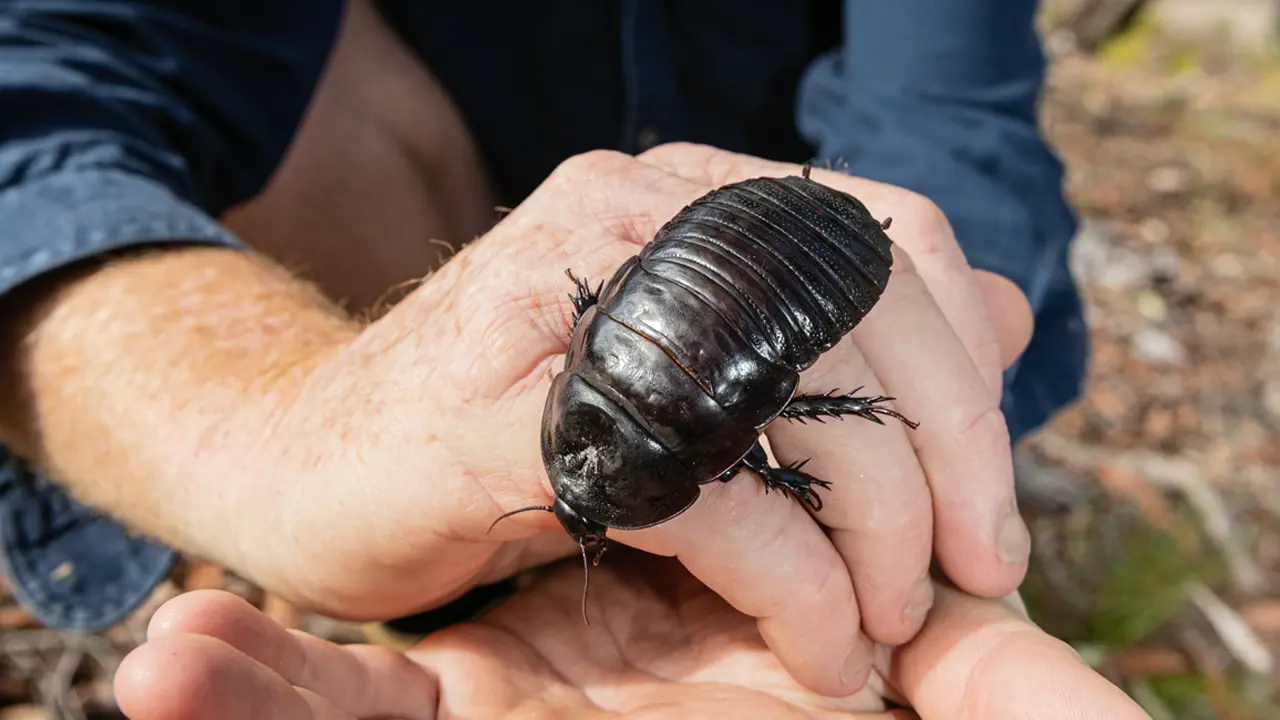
[37,648,85,720]
[1187,583,1275,676]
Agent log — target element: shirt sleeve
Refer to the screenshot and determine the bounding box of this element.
[795,0,1088,439]
[0,1,344,299]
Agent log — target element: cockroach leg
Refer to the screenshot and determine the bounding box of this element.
[564,268,602,333]
[778,387,919,429]
[733,442,831,513]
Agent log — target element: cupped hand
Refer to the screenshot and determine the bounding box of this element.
[114,551,1152,720]
[242,144,1034,698]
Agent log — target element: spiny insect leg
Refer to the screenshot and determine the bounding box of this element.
[778,387,920,429]
[726,442,833,513]
[563,268,602,333]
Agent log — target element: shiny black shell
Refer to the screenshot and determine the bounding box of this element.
[541,173,895,531]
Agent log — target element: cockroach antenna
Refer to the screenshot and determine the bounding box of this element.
[578,540,592,626]
[486,504,598,626]
[486,505,554,533]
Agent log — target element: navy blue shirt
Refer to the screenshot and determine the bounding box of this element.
[0,0,1087,631]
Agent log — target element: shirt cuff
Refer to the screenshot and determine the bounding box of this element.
[0,168,247,299]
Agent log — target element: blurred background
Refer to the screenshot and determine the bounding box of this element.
[1018,2,1279,718]
[2,1,1279,718]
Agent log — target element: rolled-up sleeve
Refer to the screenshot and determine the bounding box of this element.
[0,0,344,298]
[796,0,1088,440]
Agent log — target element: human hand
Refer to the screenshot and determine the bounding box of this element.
[234,144,1032,697]
[113,551,1153,720]
[610,143,1038,681]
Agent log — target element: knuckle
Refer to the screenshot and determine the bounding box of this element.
[638,141,748,189]
[955,404,1012,457]
[550,149,635,183]
[636,140,702,163]
[887,191,956,260]
[801,556,856,622]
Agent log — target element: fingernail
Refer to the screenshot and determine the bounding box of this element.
[902,576,934,621]
[841,632,874,687]
[996,506,1031,564]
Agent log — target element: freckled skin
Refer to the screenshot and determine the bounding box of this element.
[493,168,919,591]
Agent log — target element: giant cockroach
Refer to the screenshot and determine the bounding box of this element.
[490,165,918,621]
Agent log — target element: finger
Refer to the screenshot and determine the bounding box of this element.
[973,269,1034,369]
[145,590,438,720]
[115,633,354,720]
[882,584,1153,720]
[763,335,936,647]
[407,622,598,719]
[614,473,871,699]
[862,199,1003,402]
[850,248,1028,597]
[638,142,1029,596]
[638,142,1005,398]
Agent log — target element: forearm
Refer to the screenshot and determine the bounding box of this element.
[0,0,347,558]
[0,245,359,561]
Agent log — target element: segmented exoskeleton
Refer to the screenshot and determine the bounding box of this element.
[490,165,918,622]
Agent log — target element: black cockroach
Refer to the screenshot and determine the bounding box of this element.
[490,164,918,622]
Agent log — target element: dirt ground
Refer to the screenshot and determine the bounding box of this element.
[1016,12,1280,719]
[3,13,1279,720]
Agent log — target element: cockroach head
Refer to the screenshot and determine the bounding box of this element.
[552,496,609,555]
[486,496,608,626]
[486,497,609,562]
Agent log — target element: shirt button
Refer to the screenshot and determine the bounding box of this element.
[636,124,661,150]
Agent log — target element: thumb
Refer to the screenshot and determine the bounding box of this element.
[972,270,1035,371]
[878,583,1153,720]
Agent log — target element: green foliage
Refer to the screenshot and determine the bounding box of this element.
[1097,7,1160,68]
[1090,510,1221,649]
[1130,676,1185,720]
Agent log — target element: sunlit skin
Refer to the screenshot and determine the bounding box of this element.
[0,143,1040,700]
[114,550,1154,720]
[0,4,1074,706]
